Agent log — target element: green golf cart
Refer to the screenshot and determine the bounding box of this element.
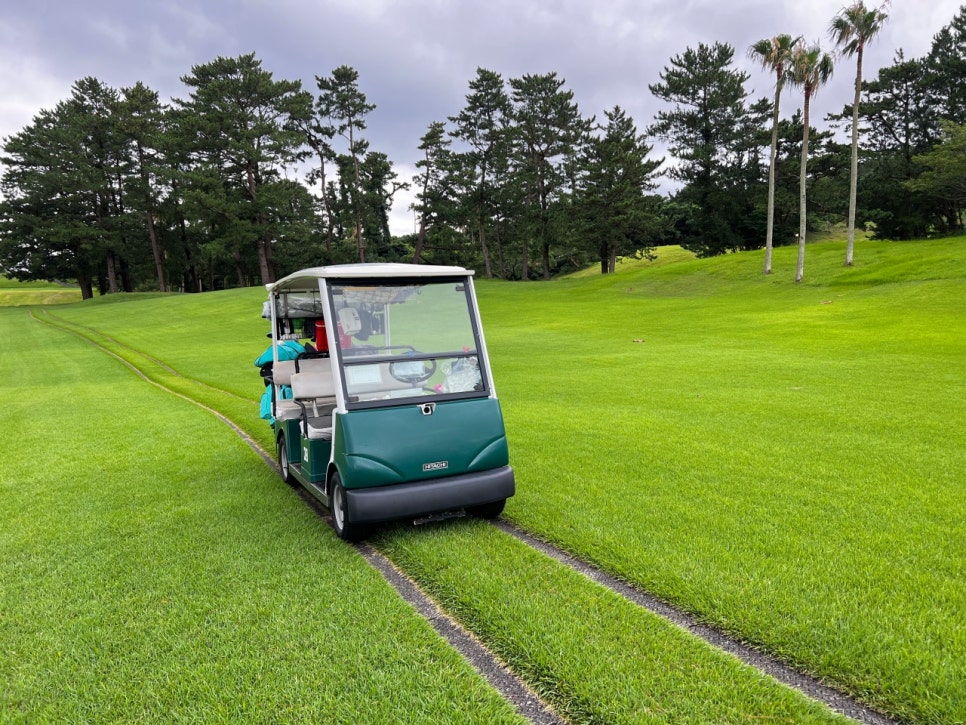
[260,263,514,540]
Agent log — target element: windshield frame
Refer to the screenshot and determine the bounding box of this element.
[326,275,491,411]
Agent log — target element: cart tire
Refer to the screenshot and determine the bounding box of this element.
[468,498,506,520]
[277,432,295,486]
[330,474,367,541]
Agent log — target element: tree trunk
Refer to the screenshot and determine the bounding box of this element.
[796,93,811,284]
[540,207,551,280]
[539,181,551,280]
[355,220,365,263]
[257,236,274,285]
[413,215,426,264]
[146,210,165,292]
[120,254,133,292]
[106,250,119,293]
[138,144,166,292]
[313,144,335,256]
[77,272,94,301]
[179,212,202,293]
[764,85,781,275]
[845,47,863,267]
[348,124,366,263]
[478,217,493,278]
[234,249,245,288]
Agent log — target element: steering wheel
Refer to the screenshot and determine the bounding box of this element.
[389,356,437,385]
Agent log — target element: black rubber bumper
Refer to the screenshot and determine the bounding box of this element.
[345,466,515,524]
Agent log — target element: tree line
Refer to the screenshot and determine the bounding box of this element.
[1,4,964,297]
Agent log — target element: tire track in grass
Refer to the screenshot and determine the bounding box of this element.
[40,310,898,724]
[492,520,899,725]
[34,309,562,725]
[357,543,565,725]
[279,485,564,725]
[40,309,255,404]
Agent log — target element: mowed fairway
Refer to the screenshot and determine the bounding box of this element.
[0,277,81,306]
[485,239,965,724]
[10,237,966,723]
[0,308,525,723]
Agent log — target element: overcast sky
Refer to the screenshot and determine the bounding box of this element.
[2,0,961,235]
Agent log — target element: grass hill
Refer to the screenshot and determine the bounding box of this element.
[0,276,82,306]
[3,236,964,723]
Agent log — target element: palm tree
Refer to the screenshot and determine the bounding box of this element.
[789,41,834,283]
[749,34,801,275]
[830,1,890,267]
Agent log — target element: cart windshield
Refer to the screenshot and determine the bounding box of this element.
[329,277,487,408]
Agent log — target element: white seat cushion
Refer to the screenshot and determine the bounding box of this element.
[290,368,335,399]
[290,368,336,439]
[272,359,296,386]
[274,399,302,421]
[305,416,333,440]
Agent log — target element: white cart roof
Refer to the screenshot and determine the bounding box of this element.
[267,263,473,294]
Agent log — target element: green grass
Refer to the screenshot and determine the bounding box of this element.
[0,308,525,723]
[7,306,851,724]
[0,276,81,306]
[481,237,966,723]
[35,303,277,456]
[377,520,846,723]
[10,236,966,723]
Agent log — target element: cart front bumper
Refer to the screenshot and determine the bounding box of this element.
[345,466,514,524]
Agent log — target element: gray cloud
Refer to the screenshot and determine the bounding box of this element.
[1,0,960,233]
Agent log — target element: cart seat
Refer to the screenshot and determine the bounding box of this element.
[294,355,330,374]
[271,360,302,421]
[290,368,336,440]
[304,415,334,440]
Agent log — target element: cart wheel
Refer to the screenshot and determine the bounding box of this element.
[330,474,367,541]
[277,432,295,485]
[468,498,506,520]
